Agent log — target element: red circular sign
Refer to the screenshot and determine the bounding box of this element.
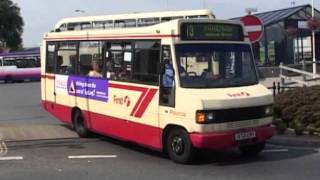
[240,15,264,43]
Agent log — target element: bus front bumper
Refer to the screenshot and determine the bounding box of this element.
[190,125,275,150]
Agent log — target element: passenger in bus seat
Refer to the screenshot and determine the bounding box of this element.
[106,61,115,79]
[56,56,64,73]
[88,61,103,77]
[66,55,77,74]
[201,68,220,80]
[117,65,129,80]
[178,66,187,77]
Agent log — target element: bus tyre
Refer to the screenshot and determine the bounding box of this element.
[73,110,90,138]
[4,76,12,83]
[167,128,195,164]
[239,143,265,157]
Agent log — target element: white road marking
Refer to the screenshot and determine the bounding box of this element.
[2,142,8,155]
[0,143,3,155]
[0,156,24,161]
[68,155,117,159]
[0,141,8,156]
[262,149,289,153]
[0,141,23,161]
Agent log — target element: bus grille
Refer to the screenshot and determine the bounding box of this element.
[211,105,270,124]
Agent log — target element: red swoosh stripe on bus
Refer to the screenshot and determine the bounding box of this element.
[109,83,158,118]
[134,88,158,118]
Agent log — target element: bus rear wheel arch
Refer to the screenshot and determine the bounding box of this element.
[4,76,13,83]
[72,108,91,138]
[164,126,195,164]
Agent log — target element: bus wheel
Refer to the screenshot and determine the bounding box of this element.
[73,110,90,138]
[4,76,12,83]
[166,128,195,164]
[239,143,265,157]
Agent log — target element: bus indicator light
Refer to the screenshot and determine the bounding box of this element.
[196,112,206,124]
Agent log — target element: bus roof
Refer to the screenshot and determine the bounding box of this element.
[0,48,40,58]
[53,9,215,32]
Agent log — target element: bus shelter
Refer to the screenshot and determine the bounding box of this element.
[232,4,320,66]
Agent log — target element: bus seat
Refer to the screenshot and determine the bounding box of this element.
[79,54,93,74]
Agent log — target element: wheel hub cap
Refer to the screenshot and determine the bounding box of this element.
[171,136,184,155]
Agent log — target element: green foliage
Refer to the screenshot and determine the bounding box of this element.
[293,122,304,136]
[0,0,24,50]
[306,124,316,135]
[273,119,287,135]
[274,86,320,135]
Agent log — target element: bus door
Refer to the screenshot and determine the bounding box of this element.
[0,57,3,80]
[78,41,105,129]
[100,41,131,138]
[54,42,78,124]
[123,40,161,147]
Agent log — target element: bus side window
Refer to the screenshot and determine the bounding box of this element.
[46,44,56,73]
[109,42,132,81]
[56,42,77,75]
[79,41,104,77]
[132,41,160,85]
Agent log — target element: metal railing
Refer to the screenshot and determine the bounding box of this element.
[279,61,320,87]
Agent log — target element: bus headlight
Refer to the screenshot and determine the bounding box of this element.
[196,111,216,124]
[265,106,273,116]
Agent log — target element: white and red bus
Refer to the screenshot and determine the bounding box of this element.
[41,10,274,164]
[0,50,41,82]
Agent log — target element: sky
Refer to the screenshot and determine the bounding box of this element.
[11,0,320,47]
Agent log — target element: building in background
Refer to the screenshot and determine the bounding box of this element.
[232,4,320,66]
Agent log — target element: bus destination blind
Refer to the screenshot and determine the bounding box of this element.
[180,23,244,41]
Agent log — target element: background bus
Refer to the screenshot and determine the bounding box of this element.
[54,9,214,32]
[0,48,41,83]
[42,13,274,164]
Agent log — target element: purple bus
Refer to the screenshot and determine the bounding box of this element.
[0,48,41,82]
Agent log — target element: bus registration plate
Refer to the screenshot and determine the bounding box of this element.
[235,131,256,141]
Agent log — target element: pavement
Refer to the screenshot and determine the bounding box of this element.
[268,130,320,148]
[0,123,78,141]
[259,77,320,148]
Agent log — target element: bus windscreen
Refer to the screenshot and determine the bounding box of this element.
[180,23,244,41]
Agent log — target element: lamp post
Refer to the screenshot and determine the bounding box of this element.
[312,0,317,76]
[245,8,258,15]
[203,0,206,8]
[75,9,85,13]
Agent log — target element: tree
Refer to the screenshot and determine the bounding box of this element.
[0,0,24,50]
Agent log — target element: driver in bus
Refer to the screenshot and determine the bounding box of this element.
[88,60,103,78]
